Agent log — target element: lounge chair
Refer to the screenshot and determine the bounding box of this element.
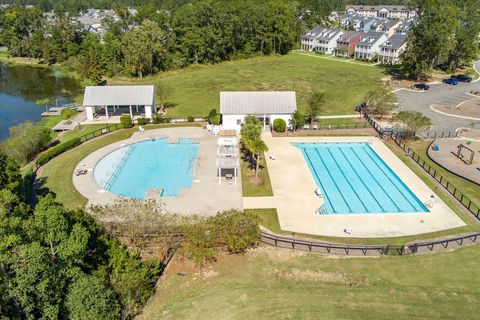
[75,168,87,176]
[269,154,276,160]
[315,188,322,197]
[139,126,145,132]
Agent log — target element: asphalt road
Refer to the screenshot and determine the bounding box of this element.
[394,61,480,136]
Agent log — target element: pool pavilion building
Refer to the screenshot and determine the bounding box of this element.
[220,91,297,131]
[83,85,156,120]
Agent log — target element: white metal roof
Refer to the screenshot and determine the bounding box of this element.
[220,91,297,115]
[83,85,155,106]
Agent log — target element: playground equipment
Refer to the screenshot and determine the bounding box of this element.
[456,144,475,165]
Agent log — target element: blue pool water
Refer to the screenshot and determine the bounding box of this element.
[295,142,428,214]
[94,138,199,198]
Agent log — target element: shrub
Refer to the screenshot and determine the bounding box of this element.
[120,115,133,128]
[1,121,53,164]
[273,118,286,132]
[187,116,195,122]
[209,114,221,125]
[36,137,82,167]
[61,108,77,120]
[137,118,150,125]
[289,111,305,131]
[151,114,171,124]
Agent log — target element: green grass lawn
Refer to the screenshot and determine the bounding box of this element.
[140,245,480,320]
[240,153,273,197]
[112,53,385,117]
[39,123,202,210]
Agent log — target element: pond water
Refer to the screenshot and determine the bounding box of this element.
[0,62,82,140]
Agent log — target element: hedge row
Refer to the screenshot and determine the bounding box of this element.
[36,137,82,167]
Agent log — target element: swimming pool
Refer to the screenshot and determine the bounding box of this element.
[94,138,199,198]
[295,142,428,214]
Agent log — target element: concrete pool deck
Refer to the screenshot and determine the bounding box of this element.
[73,127,242,215]
[243,134,466,238]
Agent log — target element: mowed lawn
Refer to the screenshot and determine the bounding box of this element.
[140,246,480,320]
[112,53,385,117]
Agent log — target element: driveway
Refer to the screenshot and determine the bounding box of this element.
[394,62,480,136]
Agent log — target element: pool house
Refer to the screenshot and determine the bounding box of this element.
[83,85,156,120]
[220,91,297,131]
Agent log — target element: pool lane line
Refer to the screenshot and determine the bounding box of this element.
[348,147,401,212]
[302,149,336,213]
[337,147,386,212]
[314,148,353,213]
[325,147,369,213]
[360,146,420,212]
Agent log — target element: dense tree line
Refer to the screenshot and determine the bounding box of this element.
[0,153,161,319]
[402,0,480,79]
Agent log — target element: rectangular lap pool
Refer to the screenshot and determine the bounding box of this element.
[295,142,428,214]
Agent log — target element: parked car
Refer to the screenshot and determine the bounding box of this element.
[413,83,430,90]
[442,78,459,85]
[451,74,472,83]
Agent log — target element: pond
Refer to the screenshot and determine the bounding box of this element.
[0,62,82,140]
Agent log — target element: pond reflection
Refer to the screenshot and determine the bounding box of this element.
[0,62,82,139]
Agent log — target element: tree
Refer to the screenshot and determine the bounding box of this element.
[392,111,432,136]
[401,0,460,79]
[364,86,397,118]
[122,19,168,78]
[66,276,121,320]
[240,115,262,142]
[289,110,305,131]
[154,81,173,111]
[307,91,325,128]
[0,153,22,195]
[245,138,268,178]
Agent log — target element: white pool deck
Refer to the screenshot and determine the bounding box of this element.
[73,127,242,215]
[243,133,466,238]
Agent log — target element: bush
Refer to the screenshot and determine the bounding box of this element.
[273,118,286,132]
[120,115,133,128]
[209,114,221,125]
[1,121,53,164]
[187,116,195,122]
[36,137,82,167]
[289,111,305,131]
[61,108,77,120]
[136,118,150,125]
[151,114,171,124]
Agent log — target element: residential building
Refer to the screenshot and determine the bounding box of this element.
[301,28,343,53]
[354,31,388,61]
[378,34,408,64]
[361,17,378,32]
[339,12,364,31]
[395,17,417,35]
[335,31,364,57]
[346,5,416,20]
[370,18,401,36]
[220,91,297,131]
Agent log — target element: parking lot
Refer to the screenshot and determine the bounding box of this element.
[394,67,480,136]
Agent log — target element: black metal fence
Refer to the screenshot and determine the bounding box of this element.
[302,121,370,130]
[261,231,480,256]
[78,123,121,142]
[391,135,480,220]
[363,113,480,220]
[424,130,457,139]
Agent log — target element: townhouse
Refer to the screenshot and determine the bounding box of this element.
[370,18,401,36]
[301,28,343,53]
[346,5,416,20]
[395,17,418,35]
[335,31,364,57]
[354,31,388,61]
[378,34,408,64]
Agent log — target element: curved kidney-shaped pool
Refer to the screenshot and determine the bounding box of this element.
[94,138,199,198]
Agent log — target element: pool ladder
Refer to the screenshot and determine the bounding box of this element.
[315,204,328,215]
[103,144,136,190]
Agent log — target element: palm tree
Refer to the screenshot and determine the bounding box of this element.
[245,138,268,178]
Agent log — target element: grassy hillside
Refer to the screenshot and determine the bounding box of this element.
[112,52,385,117]
[140,245,480,320]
